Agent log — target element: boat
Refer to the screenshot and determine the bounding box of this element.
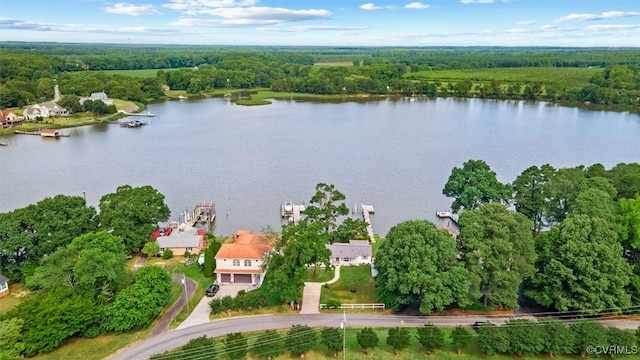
[178,95,188,100]
[0,140,7,146]
[120,119,148,128]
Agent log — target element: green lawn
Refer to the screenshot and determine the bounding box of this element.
[0,283,28,314]
[305,266,335,283]
[320,265,378,306]
[31,332,142,360]
[99,68,183,78]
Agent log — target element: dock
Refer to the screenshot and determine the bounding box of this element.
[361,204,376,243]
[184,202,216,229]
[436,210,459,225]
[281,202,305,225]
[118,110,155,117]
[14,129,69,137]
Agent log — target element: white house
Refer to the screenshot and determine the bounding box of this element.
[79,92,113,105]
[214,230,273,286]
[326,240,372,266]
[23,102,68,120]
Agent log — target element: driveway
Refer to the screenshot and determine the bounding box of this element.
[300,266,341,314]
[176,284,253,330]
[150,275,196,336]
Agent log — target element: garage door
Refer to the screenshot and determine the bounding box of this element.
[220,274,231,283]
[234,274,252,284]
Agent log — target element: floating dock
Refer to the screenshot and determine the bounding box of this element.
[361,204,376,243]
[436,210,459,225]
[281,202,305,225]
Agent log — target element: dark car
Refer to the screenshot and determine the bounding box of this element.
[205,284,220,297]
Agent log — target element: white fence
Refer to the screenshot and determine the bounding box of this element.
[320,303,385,310]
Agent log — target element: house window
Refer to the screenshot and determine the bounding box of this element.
[233,259,240,266]
[186,247,193,251]
[244,260,251,267]
[0,282,6,291]
[343,258,353,262]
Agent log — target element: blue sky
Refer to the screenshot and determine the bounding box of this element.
[1,0,639,46]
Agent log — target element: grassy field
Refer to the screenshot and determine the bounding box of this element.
[99,68,166,78]
[314,61,354,66]
[0,283,28,314]
[320,265,378,306]
[405,67,600,87]
[31,332,142,360]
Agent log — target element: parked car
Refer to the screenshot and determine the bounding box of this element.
[198,253,205,266]
[205,284,220,297]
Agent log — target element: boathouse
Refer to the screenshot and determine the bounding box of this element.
[39,129,60,138]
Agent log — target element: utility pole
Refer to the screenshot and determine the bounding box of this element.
[341,311,346,360]
[183,274,189,313]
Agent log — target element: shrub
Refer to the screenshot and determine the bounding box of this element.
[325,300,342,309]
[162,249,173,259]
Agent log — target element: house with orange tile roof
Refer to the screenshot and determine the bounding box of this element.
[214,230,274,286]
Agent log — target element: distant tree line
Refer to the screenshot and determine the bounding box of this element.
[1,44,639,108]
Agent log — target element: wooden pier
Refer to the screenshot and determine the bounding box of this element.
[361,204,376,243]
[436,210,459,225]
[185,202,216,228]
[14,129,69,137]
[281,202,305,225]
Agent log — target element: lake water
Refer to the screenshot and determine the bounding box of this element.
[1,97,638,236]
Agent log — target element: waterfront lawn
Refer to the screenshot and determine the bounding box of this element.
[320,265,378,306]
[305,266,335,283]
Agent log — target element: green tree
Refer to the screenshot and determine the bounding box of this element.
[416,323,444,353]
[251,330,284,360]
[203,241,220,277]
[476,323,509,355]
[386,327,410,355]
[526,215,632,313]
[545,166,585,224]
[450,326,473,355]
[443,159,512,213]
[162,336,216,360]
[58,95,83,113]
[606,162,640,200]
[607,327,636,350]
[0,318,25,360]
[458,203,536,309]
[285,325,316,358]
[375,220,469,314]
[571,321,607,357]
[224,332,247,360]
[538,318,575,356]
[332,217,369,242]
[303,183,349,232]
[0,195,97,282]
[505,319,544,356]
[512,164,555,233]
[619,195,640,264]
[99,185,170,253]
[320,327,343,357]
[142,241,160,258]
[102,265,172,333]
[357,327,379,354]
[26,231,128,300]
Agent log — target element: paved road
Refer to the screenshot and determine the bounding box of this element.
[108,313,640,360]
[149,275,196,336]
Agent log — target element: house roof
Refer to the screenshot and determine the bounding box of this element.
[156,225,203,248]
[326,240,372,258]
[1,109,16,120]
[437,224,459,238]
[0,274,8,283]
[39,129,59,136]
[215,231,273,260]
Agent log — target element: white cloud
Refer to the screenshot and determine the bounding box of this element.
[0,18,173,34]
[104,3,162,16]
[162,0,258,11]
[460,0,494,3]
[181,6,331,23]
[259,25,369,33]
[555,11,640,22]
[585,24,640,31]
[405,2,431,9]
[360,3,382,10]
[539,24,559,31]
[516,20,536,26]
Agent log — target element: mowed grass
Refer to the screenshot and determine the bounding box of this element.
[405,67,600,87]
[99,68,165,78]
[320,265,378,306]
[31,332,142,360]
[305,266,335,283]
[0,283,28,314]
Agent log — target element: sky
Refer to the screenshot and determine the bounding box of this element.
[0,0,639,47]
